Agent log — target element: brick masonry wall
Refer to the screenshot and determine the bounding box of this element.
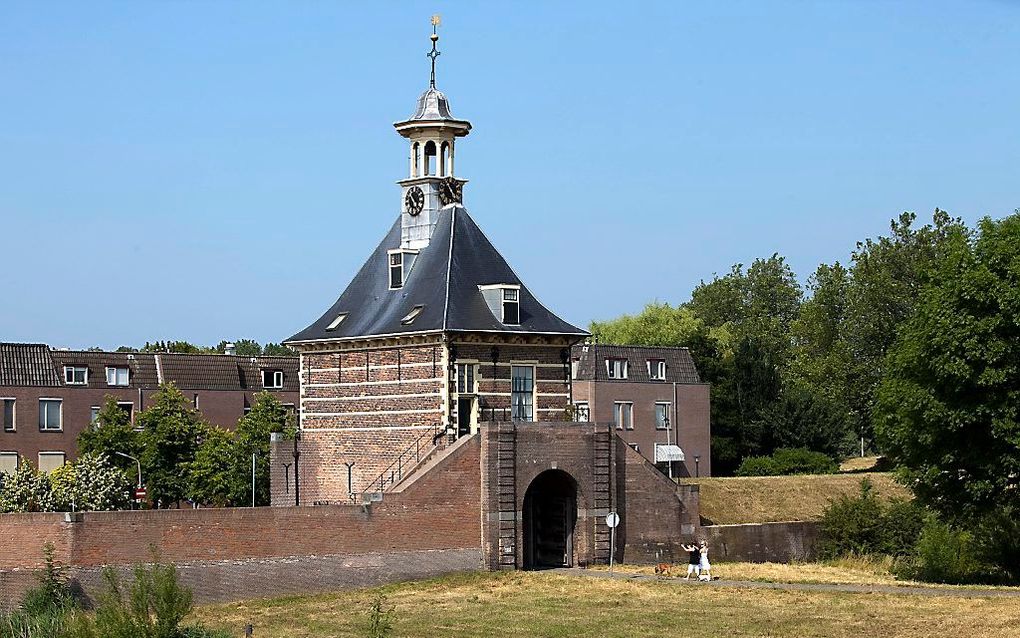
[0,436,483,610]
[614,438,700,564]
[703,521,820,563]
[0,385,296,468]
[454,343,571,422]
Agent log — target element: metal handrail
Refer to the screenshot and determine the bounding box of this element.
[362,424,443,494]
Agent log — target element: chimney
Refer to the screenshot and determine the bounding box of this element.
[224,342,236,356]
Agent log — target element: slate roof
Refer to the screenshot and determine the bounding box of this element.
[572,344,703,384]
[286,206,588,344]
[0,343,61,387]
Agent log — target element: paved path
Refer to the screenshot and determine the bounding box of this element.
[550,568,1020,599]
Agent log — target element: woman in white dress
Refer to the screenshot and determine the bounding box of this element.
[698,540,712,581]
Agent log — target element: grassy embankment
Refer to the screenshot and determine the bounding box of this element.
[192,571,1020,638]
[685,465,909,525]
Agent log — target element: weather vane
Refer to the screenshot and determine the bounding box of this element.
[428,14,441,89]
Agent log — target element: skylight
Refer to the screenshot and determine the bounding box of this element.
[325,312,349,331]
[401,305,425,325]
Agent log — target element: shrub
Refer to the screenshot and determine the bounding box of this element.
[903,518,981,584]
[20,543,78,617]
[818,478,926,559]
[736,448,838,476]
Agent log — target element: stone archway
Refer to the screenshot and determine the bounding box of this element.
[522,469,578,569]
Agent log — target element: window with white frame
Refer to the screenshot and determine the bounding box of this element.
[571,358,580,380]
[325,312,349,331]
[456,363,476,394]
[511,365,534,422]
[573,402,590,422]
[0,452,18,475]
[607,358,628,379]
[614,402,633,430]
[262,369,284,389]
[2,399,14,432]
[648,359,667,381]
[89,406,100,425]
[401,304,425,325]
[389,252,404,289]
[118,402,134,422]
[106,366,129,386]
[502,288,520,325]
[38,399,62,431]
[64,365,88,385]
[37,452,66,473]
[655,402,671,430]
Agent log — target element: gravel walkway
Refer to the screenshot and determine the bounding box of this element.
[551,567,1020,598]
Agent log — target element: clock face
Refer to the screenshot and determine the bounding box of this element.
[438,177,463,206]
[405,186,425,216]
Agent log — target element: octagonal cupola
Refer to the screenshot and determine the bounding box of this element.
[394,16,471,250]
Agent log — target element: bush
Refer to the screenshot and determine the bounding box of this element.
[819,478,926,558]
[735,448,838,476]
[902,518,981,584]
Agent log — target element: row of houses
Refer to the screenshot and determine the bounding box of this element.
[0,341,710,478]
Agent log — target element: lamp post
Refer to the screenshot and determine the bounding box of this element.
[694,454,700,478]
[114,451,142,488]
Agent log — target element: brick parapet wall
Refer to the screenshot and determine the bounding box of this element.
[1,436,483,610]
[702,521,820,563]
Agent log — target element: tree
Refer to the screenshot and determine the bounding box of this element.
[137,383,210,507]
[263,342,297,356]
[49,454,132,512]
[230,392,292,506]
[214,339,262,356]
[875,213,1020,520]
[185,427,236,507]
[745,383,854,459]
[77,396,142,476]
[0,462,54,512]
[846,210,965,449]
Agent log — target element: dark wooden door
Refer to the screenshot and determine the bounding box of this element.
[457,397,473,437]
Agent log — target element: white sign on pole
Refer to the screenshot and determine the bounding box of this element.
[606,511,620,573]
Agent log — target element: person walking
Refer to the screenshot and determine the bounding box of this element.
[682,542,701,580]
[698,540,713,581]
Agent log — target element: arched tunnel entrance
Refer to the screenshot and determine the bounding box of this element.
[523,470,578,569]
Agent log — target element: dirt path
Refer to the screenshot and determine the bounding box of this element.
[552,567,1020,598]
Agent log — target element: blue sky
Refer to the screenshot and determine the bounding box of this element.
[1,1,1017,349]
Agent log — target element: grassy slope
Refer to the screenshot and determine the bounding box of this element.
[685,472,911,525]
[192,571,1020,638]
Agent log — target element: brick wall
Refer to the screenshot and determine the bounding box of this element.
[0,436,483,610]
[703,521,820,563]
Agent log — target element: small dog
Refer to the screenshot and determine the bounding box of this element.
[654,562,673,577]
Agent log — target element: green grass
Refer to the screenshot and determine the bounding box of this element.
[684,472,911,524]
[191,571,1020,638]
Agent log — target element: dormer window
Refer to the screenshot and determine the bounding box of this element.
[325,312,349,331]
[607,358,628,379]
[106,366,129,386]
[502,288,520,325]
[401,304,425,325]
[389,253,404,289]
[64,366,88,385]
[648,359,666,381]
[388,250,418,290]
[263,369,284,389]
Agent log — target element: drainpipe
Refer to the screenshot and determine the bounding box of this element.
[673,381,679,477]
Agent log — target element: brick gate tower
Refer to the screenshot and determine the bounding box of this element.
[279,24,589,505]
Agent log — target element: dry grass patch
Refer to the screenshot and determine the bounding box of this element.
[686,472,910,524]
[839,456,883,472]
[192,571,1020,638]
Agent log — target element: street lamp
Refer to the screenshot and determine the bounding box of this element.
[694,455,701,478]
[114,451,142,488]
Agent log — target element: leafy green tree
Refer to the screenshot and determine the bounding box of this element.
[744,383,854,459]
[78,396,142,475]
[185,427,236,507]
[846,210,965,449]
[263,342,297,356]
[875,213,1020,520]
[214,339,262,356]
[0,462,54,512]
[50,454,132,512]
[137,384,210,507]
[230,392,292,506]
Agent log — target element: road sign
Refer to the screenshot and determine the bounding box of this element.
[134,487,147,501]
[605,512,620,528]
